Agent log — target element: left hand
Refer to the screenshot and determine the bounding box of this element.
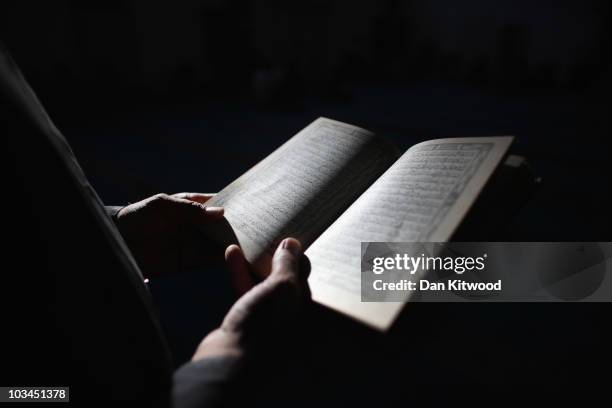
[116,193,225,278]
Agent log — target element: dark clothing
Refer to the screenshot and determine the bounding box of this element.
[0,44,237,407]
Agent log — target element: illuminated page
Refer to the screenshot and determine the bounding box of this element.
[204,117,400,274]
[306,137,513,330]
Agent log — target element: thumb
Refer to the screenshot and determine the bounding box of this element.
[268,238,310,295]
[172,192,216,204]
[165,195,224,223]
[271,238,302,277]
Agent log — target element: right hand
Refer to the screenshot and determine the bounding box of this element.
[192,238,311,360]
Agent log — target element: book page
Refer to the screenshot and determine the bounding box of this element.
[305,137,513,330]
[203,117,400,274]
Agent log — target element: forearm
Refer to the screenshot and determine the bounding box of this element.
[173,356,245,408]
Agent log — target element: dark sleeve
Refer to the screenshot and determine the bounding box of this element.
[105,205,124,221]
[173,357,245,408]
[1,42,173,406]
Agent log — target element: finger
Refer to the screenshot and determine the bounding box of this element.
[270,238,302,281]
[225,245,256,295]
[172,193,216,204]
[226,245,254,293]
[165,195,224,220]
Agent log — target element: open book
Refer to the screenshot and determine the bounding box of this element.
[205,118,513,330]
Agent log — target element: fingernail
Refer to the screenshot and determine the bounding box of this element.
[281,238,302,257]
[205,206,224,215]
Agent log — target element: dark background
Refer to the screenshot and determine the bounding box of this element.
[2,0,610,240]
[2,0,611,401]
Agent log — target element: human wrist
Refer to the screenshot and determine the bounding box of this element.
[105,205,125,222]
[192,328,245,362]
